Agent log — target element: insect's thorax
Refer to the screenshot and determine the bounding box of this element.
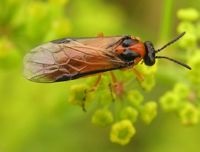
[115,36,146,64]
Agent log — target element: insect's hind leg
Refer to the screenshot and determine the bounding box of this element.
[82,75,102,111]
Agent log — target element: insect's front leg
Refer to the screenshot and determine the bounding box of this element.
[132,67,144,82]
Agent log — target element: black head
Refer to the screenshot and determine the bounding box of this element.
[143,32,191,70]
[144,41,156,66]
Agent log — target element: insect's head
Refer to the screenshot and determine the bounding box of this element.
[143,41,155,66]
[143,32,191,70]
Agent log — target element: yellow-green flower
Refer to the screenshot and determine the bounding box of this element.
[177,8,199,21]
[110,120,136,145]
[127,90,144,108]
[177,30,197,49]
[179,103,199,125]
[92,109,113,127]
[159,92,181,111]
[177,22,195,34]
[68,84,89,111]
[173,83,190,99]
[140,101,157,124]
[140,75,156,91]
[188,52,200,84]
[120,107,138,123]
[136,64,157,91]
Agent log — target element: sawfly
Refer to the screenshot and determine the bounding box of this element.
[23,32,191,83]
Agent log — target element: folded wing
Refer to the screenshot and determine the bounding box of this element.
[23,37,125,83]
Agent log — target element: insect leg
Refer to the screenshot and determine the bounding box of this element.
[132,67,144,82]
[108,82,115,102]
[109,72,124,98]
[82,75,102,111]
[87,74,102,92]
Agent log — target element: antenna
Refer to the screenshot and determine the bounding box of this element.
[156,56,191,70]
[155,32,185,53]
[154,32,191,70]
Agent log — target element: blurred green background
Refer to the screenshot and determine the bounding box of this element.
[0,0,200,152]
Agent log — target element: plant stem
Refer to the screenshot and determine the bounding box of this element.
[160,0,174,41]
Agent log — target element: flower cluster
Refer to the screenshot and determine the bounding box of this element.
[159,8,200,125]
[70,8,200,145]
[69,66,158,145]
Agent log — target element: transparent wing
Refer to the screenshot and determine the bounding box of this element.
[23,37,126,83]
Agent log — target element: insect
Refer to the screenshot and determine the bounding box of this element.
[23,32,191,83]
